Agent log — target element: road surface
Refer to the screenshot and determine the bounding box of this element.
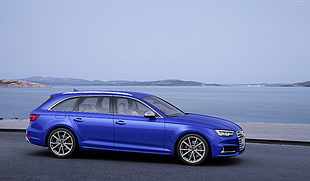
[0,132,309,181]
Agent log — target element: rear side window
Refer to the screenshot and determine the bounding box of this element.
[78,97,111,113]
[51,96,111,114]
[51,98,79,111]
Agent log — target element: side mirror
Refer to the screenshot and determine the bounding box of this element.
[144,111,156,119]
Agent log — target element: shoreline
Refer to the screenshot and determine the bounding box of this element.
[0,119,309,142]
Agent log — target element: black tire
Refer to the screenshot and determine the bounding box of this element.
[47,128,77,158]
[176,134,209,165]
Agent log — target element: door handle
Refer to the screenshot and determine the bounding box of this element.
[115,120,126,125]
[73,118,83,122]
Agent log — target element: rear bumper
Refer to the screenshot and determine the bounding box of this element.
[25,128,46,147]
[25,136,30,143]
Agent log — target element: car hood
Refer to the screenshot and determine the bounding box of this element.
[166,113,241,131]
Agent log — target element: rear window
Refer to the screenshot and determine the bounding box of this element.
[36,96,54,109]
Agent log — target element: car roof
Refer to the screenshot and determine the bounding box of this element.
[51,90,153,99]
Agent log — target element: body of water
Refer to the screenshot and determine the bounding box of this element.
[0,86,309,124]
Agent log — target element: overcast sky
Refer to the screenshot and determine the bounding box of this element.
[1,0,309,84]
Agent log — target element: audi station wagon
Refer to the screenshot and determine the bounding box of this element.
[26,90,245,165]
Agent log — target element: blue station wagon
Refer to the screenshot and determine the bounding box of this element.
[26,90,245,165]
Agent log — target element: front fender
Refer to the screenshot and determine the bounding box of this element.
[164,123,214,156]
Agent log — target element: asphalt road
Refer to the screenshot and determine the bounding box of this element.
[1,132,309,181]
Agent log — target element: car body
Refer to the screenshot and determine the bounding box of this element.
[26,90,245,165]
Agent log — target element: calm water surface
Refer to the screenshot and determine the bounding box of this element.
[0,86,309,124]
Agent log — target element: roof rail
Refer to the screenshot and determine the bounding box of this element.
[63,91,132,96]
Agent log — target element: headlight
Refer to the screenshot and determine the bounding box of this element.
[215,130,235,137]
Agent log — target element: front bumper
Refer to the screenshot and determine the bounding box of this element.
[211,129,245,158]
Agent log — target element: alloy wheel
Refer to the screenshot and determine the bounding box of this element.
[177,134,208,165]
[48,128,76,158]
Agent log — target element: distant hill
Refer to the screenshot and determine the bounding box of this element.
[18,77,310,87]
[22,76,103,85]
[229,82,310,87]
[282,81,310,87]
[0,79,50,88]
[116,79,221,86]
[21,76,219,86]
[230,83,286,87]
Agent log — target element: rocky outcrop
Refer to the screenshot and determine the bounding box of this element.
[0,79,50,88]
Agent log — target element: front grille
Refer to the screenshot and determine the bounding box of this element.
[237,130,245,151]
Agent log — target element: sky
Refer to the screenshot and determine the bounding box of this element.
[0,0,309,84]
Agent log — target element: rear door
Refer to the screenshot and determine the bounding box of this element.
[69,96,114,149]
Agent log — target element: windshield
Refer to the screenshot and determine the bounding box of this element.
[142,96,185,117]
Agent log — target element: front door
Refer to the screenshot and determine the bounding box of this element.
[113,97,165,153]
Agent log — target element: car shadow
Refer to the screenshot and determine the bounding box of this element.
[27,148,244,166]
[75,150,178,165]
[27,149,51,157]
[205,157,244,166]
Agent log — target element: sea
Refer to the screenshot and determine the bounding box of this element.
[0,86,309,124]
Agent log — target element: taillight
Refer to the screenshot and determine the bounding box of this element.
[30,114,40,121]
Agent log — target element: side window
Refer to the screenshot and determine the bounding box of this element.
[116,97,152,116]
[78,97,98,113]
[51,98,79,111]
[77,96,111,114]
[95,97,110,113]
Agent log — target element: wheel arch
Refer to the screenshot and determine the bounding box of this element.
[44,126,79,148]
[173,131,212,158]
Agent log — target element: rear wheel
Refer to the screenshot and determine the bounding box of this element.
[177,134,209,165]
[47,128,77,158]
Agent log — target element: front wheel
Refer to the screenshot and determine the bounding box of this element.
[177,134,209,165]
[47,128,77,158]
